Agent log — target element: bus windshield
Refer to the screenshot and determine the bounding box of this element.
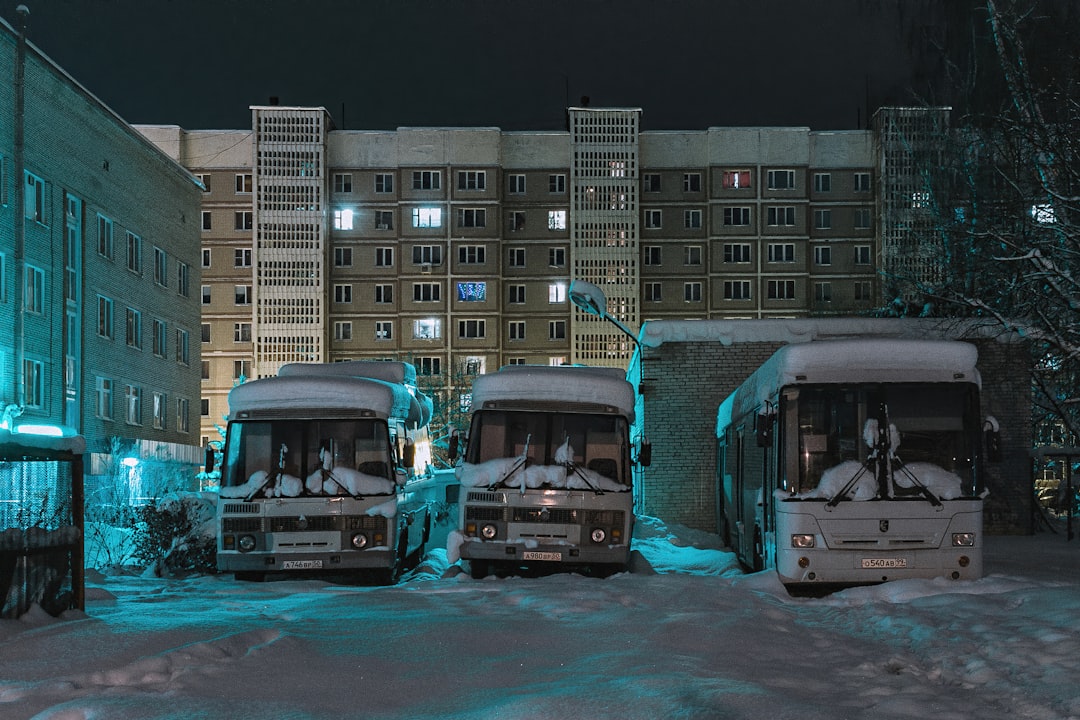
[220,419,396,499]
[464,410,631,490]
[790,383,978,498]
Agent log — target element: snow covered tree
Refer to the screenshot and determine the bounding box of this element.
[890,0,1080,442]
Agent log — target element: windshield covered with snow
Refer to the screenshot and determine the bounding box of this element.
[786,383,979,499]
[220,419,396,499]
[460,410,631,491]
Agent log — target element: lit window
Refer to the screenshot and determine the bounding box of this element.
[414,317,444,341]
[722,170,751,189]
[1031,203,1056,224]
[548,283,567,303]
[548,210,567,231]
[412,207,443,228]
[334,209,354,230]
[457,282,486,302]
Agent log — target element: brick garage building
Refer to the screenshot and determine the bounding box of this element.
[628,318,1032,535]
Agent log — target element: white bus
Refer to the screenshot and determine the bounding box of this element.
[715,339,995,591]
[455,365,648,578]
[214,361,435,582]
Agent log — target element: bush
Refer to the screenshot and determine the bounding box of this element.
[132,492,218,576]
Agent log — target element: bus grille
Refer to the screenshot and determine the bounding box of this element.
[465,506,506,522]
[466,491,506,503]
[222,503,259,514]
[512,507,579,524]
[242,515,388,533]
[222,517,262,532]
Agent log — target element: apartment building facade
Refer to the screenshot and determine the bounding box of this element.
[139,105,942,446]
[0,17,203,463]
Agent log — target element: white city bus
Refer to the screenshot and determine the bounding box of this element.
[455,365,648,578]
[715,339,995,591]
[214,361,435,582]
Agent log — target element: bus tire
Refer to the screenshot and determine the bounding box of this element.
[469,559,489,579]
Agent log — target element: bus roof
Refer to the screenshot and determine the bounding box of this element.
[716,339,980,436]
[228,374,425,425]
[472,365,635,422]
[278,360,417,386]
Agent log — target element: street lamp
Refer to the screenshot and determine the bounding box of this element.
[568,280,639,351]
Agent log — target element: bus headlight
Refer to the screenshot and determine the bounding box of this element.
[791,534,815,549]
[952,533,975,547]
[238,534,256,552]
[481,524,498,540]
[590,528,607,544]
[351,532,369,549]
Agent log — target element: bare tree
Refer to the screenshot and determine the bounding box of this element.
[893,0,1080,441]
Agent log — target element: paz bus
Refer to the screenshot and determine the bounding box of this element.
[715,339,996,591]
[454,365,649,578]
[214,361,435,582]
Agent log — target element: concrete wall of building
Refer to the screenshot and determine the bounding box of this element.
[633,318,1033,536]
[1,19,203,457]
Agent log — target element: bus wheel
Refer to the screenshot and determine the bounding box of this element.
[469,560,489,579]
[752,526,765,572]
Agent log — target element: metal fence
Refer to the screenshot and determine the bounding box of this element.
[0,439,85,619]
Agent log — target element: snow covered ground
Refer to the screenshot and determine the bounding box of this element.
[2,518,1079,720]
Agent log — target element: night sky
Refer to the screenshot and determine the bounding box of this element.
[4,0,956,132]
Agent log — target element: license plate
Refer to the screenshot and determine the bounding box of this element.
[281,559,323,570]
[522,551,562,562]
[861,557,907,569]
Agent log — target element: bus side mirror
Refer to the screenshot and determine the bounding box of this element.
[985,429,1002,462]
[984,417,1001,462]
[756,413,775,447]
[637,438,652,467]
[204,446,216,473]
[402,439,416,468]
[447,433,459,463]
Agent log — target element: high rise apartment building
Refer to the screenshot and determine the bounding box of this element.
[138,104,926,446]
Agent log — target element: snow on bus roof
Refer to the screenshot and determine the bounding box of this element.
[472,365,635,421]
[278,360,417,386]
[639,317,1020,349]
[228,374,418,423]
[716,339,980,435]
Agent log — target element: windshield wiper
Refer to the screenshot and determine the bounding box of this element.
[891,459,943,507]
[565,460,604,495]
[246,442,288,501]
[826,461,873,507]
[489,433,531,493]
